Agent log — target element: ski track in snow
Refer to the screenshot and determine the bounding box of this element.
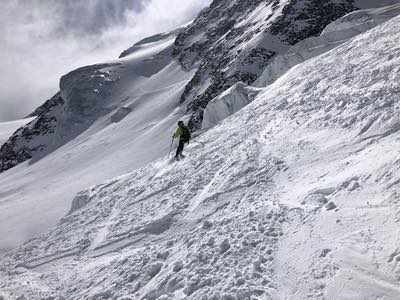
[2,5,400,300]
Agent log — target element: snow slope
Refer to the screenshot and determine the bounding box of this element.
[2,11,400,300]
[0,31,195,249]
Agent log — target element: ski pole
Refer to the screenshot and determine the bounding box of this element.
[168,137,174,157]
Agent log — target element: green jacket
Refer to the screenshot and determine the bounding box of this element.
[173,126,191,141]
[173,127,184,139]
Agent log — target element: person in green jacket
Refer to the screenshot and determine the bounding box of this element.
[173,121,191,160]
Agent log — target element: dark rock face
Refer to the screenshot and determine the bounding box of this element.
[27,94,63,118]
[269,0,355,44]
[172,0,357,129]
[0,93,64,172]
[59,63,119,117]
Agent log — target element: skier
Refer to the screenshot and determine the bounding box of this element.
[172,121,191,160]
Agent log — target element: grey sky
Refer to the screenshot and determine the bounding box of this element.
[0,0,210,121]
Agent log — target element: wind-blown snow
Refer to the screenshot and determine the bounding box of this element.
[1,11,400,300]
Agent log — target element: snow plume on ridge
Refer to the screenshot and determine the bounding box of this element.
[0,0,210,122]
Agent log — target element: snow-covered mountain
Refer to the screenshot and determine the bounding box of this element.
[2,0,398,174]
[1,0,400,299]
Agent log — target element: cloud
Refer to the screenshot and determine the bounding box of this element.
[0,0,210,121]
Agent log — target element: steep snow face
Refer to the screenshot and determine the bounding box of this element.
[2,13,400,300]
[0,31,195,249]
[255,3,400,87]
[173,0,388,129]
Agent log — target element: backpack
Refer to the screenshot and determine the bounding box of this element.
[181,126,191,142]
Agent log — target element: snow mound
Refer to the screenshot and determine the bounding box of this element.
[2,12,400,300]
[202,82,262,129]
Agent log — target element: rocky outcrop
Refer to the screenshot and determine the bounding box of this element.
[0,63,121,173]
[0,93,64,172]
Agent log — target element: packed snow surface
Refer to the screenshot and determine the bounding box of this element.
[1,11,400,300]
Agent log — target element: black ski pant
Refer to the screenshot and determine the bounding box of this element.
[176,139,186,157]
